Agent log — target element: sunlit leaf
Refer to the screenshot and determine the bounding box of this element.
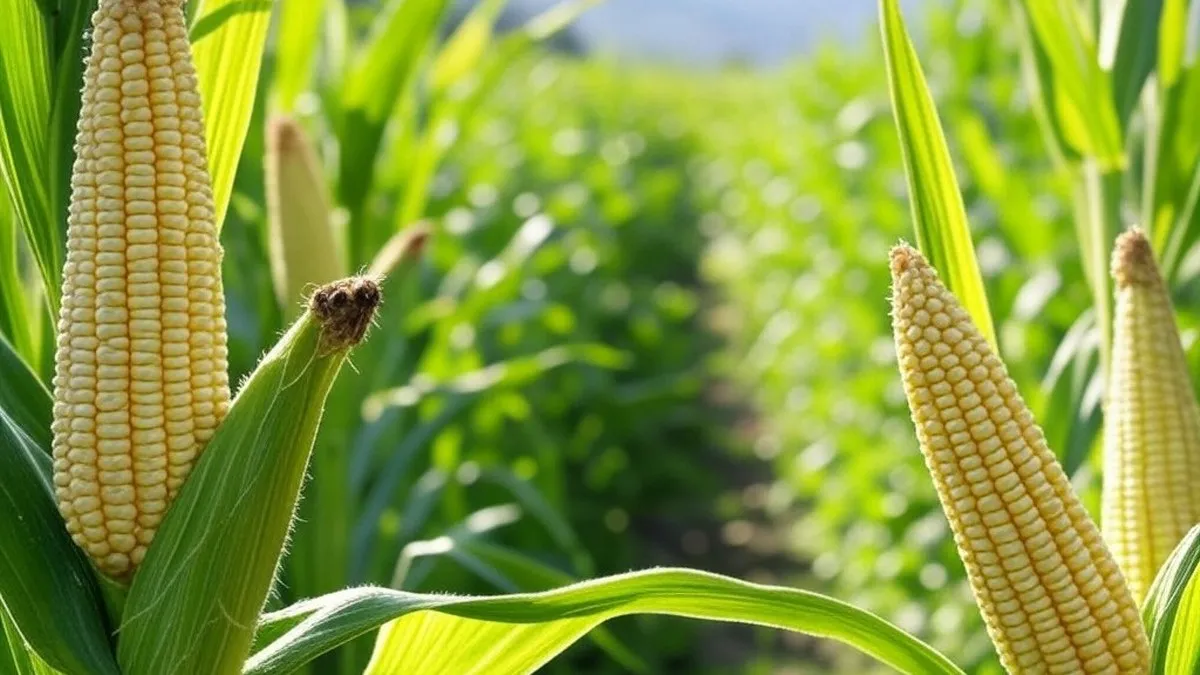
[878,0,996,348]
[190,0,273,232]
[246,568,964,675]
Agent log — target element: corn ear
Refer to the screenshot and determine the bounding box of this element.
[1103,228,1200,604]
[890,244,1149,674]
[117,275,381,675]
[52,0,230,580]
[265,115,345,318]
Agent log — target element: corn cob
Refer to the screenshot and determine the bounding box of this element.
[890,245,1149,674]
[265,115,345,318]
[51,0,230,580]
[1103,229,1200,604]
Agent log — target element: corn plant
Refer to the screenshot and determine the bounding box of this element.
[0,1,981,674]
[879,0,1200,670]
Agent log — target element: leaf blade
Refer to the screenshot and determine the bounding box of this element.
[878,0,996,348]
[247,568,964,675]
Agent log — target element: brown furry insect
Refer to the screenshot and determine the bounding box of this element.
[309,276,382,353]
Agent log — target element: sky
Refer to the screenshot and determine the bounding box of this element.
[511,0,941,66]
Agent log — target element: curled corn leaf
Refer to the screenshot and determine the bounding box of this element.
[51,0,230,580]
[1103,229,1200,604]
[890,245,1149,674]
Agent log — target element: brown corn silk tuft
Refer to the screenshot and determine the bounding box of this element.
[890,245,1149,673]
[52,0,230,579]
[1103,228,1200,603]
[310,276,382,354]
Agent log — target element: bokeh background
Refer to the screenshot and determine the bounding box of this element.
[222,0,1090,672]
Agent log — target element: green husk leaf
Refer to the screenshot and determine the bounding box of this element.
[117,276,382,675]
[0,408,117,675]
[245,568,964,675]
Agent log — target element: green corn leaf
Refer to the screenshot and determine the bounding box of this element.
[1037,310,1102,476]
[271,0,328,112]
[0,0,94,316]
[1010,0,1079,167]
[1145,0,1200,280]
[878,0,997,349]
[338,0,451,263]
[1100,0,1164,127]
[0,408,118,675]
[1,608,59,675]
[117,277,381,675]
[245,568,964,675]
[0,129,40,366]
[1143,525,1200,673]
[391,536,649,673]
[363,344,629,416]
[429,0,508,94]
[190,0,273,233]
[1017,0,1125,168]
[0,333,52,452]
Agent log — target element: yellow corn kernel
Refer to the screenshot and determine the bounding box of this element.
[50,0,230,580]
[890,245,1149,674]
[1103,229,1200,603]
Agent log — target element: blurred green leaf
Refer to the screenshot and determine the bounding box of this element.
[0,408,117,675]
[1143,525,1200,673]
[1100,0,1163,127]
[270,0,327,111]
[879,0,996,348]
[245,568,964,675]
[364,344,629,415]
[0,187,39,367]
[0,0,93,315]
[191,0,273,232]
[1018,0,1125,167]
[338,0,451,262]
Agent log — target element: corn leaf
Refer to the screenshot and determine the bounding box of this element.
[1143,525,1200,673]
[1037,310,1102,475]
[1100,0,1164,127]
[0,188,38,368]
[337,0,451,262]
[878,0,996,349]
[1009,0,1079,166]
[1017,0,1125,168]
[118,297,369,675]
[1146,0,1200,280]
[0,334,52,453]
[190,0,273,233]
[364,344,628,415]
[0,0,93,315]
[0,608,59,675]
[245,568,965,675]
[0,408,118,675]
[271,0,328,112]
[392,537,649,673]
